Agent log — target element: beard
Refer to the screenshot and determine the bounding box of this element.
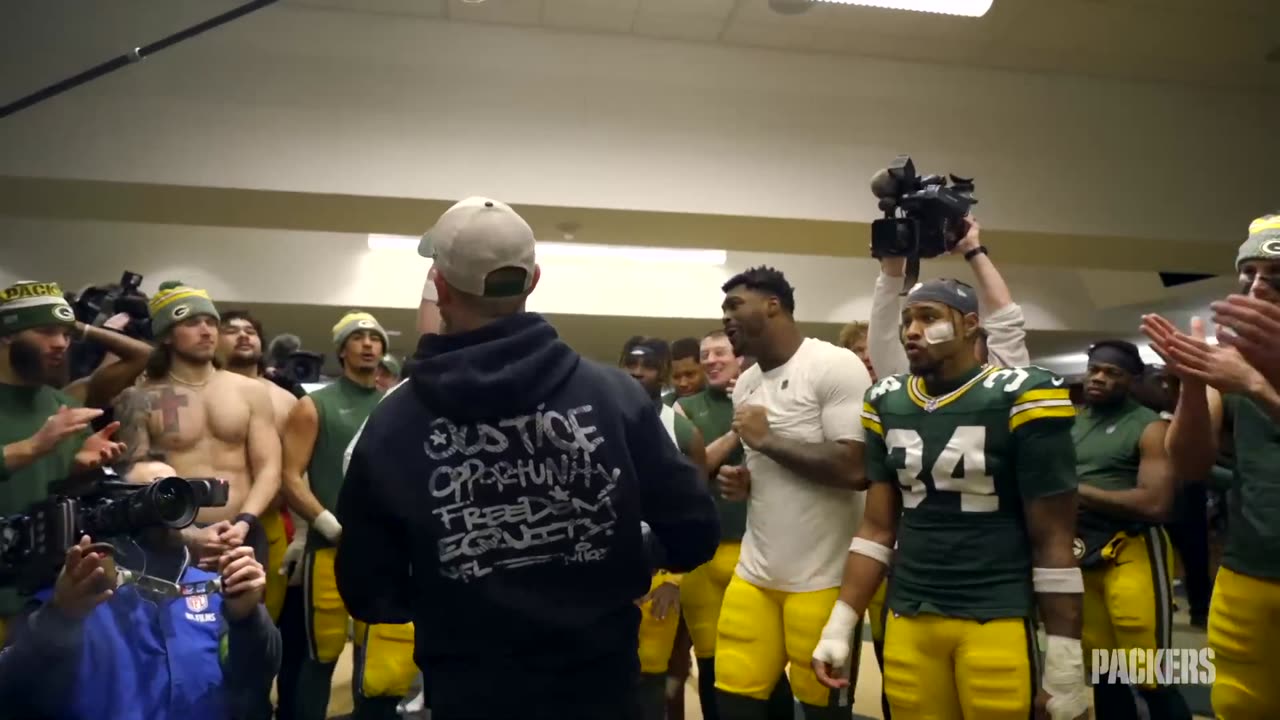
[224,349,261,370]
[9,337,69,387]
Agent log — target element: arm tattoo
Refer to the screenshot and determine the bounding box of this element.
[111,387,153,473]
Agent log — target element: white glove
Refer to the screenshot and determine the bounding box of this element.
[1042,635,1090,720]
[313,510,342,544]
[280,536,307,586]
[812,600,857,673]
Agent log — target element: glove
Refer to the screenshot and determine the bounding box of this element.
[1042,635,1090,720]
[280,536,307,586]
[812,600,857,674]
[313,510,342,544]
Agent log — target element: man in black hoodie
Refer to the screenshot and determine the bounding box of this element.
[334,197,721,720]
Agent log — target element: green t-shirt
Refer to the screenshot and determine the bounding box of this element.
[677,387,747,541]
[0,383,87,615]
[306,377,383,548]
[1222,393,1280,579]
[864,365,1077,621]
[1072,398,1161,563]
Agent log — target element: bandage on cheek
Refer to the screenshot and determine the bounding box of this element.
[923,321,956,345]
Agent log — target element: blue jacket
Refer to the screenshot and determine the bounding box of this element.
[0,564,280,720]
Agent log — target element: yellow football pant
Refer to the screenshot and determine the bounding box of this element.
[305,547,417,697]
[868,578,888,643]
[883,613,1035,720]
[262,509,287,623]
[715,574,857,708]
[1209,566,1280,719]
[681,541,740,659]
[638,572,683,674]
[1082,528,1175,690]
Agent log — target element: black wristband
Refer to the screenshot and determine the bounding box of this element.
[964,245,988,261]
[234,512,259,528]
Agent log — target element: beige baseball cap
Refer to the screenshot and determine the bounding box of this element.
[418,197,536,298]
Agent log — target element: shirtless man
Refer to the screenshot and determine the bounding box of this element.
[217,309,298,622]
[113,282,281,572]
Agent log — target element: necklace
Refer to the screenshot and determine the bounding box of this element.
[167,372,211,388]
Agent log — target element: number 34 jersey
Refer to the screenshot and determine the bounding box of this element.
[861,365,1078,621]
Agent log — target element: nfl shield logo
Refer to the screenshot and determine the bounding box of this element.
[186,593,209,612]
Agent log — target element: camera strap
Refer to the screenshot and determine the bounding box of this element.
[900,256,922,295]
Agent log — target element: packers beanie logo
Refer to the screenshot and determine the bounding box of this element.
[357,319,375,329]
[1262,239,1280,257]
[0,280,77,336]
[173,305,191,319]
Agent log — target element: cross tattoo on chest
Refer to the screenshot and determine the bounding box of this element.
[148,386,189,435]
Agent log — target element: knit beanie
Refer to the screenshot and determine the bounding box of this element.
[149,280,219,337]
[332,311,389,350]
[1236,213,1280,269]
[0,281,77,336]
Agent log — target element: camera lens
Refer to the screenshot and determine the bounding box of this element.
[144,477,198,529]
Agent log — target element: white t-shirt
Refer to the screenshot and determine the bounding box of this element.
[732,337,872,592]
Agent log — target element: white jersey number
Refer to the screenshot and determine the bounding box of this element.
[885,425,997,512]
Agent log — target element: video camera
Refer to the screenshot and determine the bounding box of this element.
[71,271,152,340]
[870,155,977,260]
[0,472,228,594]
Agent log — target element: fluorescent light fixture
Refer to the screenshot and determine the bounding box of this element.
[814,0,993,17]
[366,235,726,266]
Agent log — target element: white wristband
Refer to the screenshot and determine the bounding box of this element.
[421,267,438,302]
[314,510,342,543]
[849,537,893,566]
[1033,567,1083,594]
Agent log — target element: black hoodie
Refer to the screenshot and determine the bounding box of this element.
[335,313,719,717]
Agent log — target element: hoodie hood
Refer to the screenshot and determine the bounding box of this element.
[411,313,579,422]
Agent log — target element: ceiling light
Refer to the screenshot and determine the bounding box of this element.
[813,0,993,17]
[366,235,726,266]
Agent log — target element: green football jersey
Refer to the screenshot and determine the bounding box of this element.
[863,364,1078,621]
[1072,398,1161,564]
[1222,393,1280,579]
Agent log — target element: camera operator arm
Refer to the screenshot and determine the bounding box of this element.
[868,258,909,379]
[280,398,327,523]
[951,221,1029,368]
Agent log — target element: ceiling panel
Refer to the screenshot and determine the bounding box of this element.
[288,0,446,17]
[632,11,727,42]
[447,0,545,27]
[639,0,737,17]
[542,0,639,34]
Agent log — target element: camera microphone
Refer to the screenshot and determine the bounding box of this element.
[869,168,898,200]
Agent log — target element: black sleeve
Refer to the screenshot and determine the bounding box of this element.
[221,604,281,719]
[335,431,414,625]
[0,604,84,717]
[627,390,720,573]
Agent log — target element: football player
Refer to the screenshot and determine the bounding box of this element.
[1073,340,1190,719]
[1141,212,1280,718]
[714,266,872,720]
[623,339,707,720]
[813,278,1089,720]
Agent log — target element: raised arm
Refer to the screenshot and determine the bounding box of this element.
[79,323,153,408]
[950,218,1028,367]
[868,257,909,378]
[238,381,282,519]
[736,353,871,490]
[1078,420,1176,523]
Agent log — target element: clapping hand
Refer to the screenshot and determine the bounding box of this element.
[1211,294,1280,387]
[1141,314,1265,396]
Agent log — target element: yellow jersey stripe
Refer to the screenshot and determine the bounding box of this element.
[906,366,996,411]
[1013,387,1070,405]
[1009,404,1076,431]
[1009,398,1075,417]
[861,415,884,437]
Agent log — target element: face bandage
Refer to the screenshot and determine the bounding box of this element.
[849,537,893,566]
[923,320,956,345]
[1033,567,1083,594]
[1042,635,1090,720]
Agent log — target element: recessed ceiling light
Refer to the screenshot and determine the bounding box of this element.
[813,0,993,17]
[460,0,487,4]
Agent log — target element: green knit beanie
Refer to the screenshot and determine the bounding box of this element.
[0,281,77,336]
[378,354,402,377]
[149,280,220,337]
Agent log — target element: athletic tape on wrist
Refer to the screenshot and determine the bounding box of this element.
[1042,635,1089,720]
[821,600,858,639]
[1033,567,1083,594]
[314,510,342,542]
[849,537,893,566]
